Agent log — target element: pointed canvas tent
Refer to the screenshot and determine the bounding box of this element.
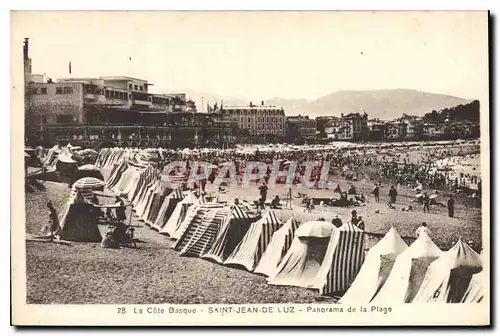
[312,222,365,295]
[145,184,172,226]
[371,232,442,304]
[161,190,199,236]
[224,209,283,271]
[413,239,482,303]
[268,221,335,288]
[139,180,165,222]
[461,271,484,303]
[173,203,225,245]
[58,187,102,242]
[151,187,184,231]
[201,205,252,264]
[339,226,408,304]
[254,216,300,277]
[177,206,229,257]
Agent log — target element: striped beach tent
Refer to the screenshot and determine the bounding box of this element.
[268,221,335,288]
[340,226,408,304]
[178,207,229,257]
[151,187,184,231]
[172,202,224,242]
[135,177,161,220]
[461,271,484,303]
[224,209,283,271]
[139,180,165,222]
[312,222,365,295]
[161,191,199,236]
[145,184,171,226]
[413,239,482,303]
[371,231,442,304]
[105,161,127,189]
[254,216,300,277]
[201,204,252,264]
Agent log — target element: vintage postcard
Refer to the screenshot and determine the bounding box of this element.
[11,10,490,326]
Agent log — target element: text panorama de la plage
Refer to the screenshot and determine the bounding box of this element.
[118,306,393,315]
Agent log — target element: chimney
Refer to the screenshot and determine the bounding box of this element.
[261,101,264,106]
[23,38,29,61]
[341,113,344,118]
[250,101,253,107]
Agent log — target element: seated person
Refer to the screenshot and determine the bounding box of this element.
[270,196,282,209]
[348,185,357,195]
[114,197,127,222]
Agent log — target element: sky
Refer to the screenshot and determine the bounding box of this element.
[11,11,489,104]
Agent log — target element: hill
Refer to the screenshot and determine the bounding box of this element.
[183,89,471,119]
[267,89,471,119]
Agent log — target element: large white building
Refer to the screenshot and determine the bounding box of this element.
[216,102,286,137]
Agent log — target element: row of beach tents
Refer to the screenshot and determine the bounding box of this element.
[105,158,366,296]
[98,155,485,302]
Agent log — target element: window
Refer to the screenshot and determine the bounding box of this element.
[248,117,251,123]
[28,87,38,95]
[134,85,138,90]
[63,87,73,94]
[140,86,144,92]
[128,93,132,100]
[56,87,63,94]
[129,84,133,89]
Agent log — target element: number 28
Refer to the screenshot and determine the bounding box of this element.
[117,307,126,314]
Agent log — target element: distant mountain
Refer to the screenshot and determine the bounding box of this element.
[267,89,471,119]
[184,89,472,119]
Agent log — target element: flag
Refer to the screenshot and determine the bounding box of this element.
[69,61,72,74]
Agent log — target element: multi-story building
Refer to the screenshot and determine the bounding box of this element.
[324,112,368,141]
[315,116,338,138]
[285,115,317,143]
[423,123,446,139]
[23,39,234,149]
[398,114,423,140]
[215,101,286,141]
[367,118,387,141]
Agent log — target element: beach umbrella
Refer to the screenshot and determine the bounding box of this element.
[295,221,335,238]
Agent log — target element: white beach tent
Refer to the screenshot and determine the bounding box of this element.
[267,221,335,288]
[339,226,408,304]
[224,209,283,271]
[413,239,482,303]
[311,222,366,295]
[254,216,300,277]
[461,271,485,303]
[371,231,442,304]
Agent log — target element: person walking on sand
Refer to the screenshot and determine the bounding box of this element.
[447,195,455,218]
[258,182,268,204]
[389,185,397,204]
[373,183,380,202]
[46,201,60,240]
